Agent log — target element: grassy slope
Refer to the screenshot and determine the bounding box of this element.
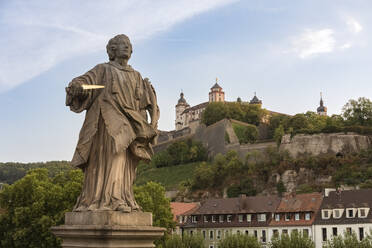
[135,162,199,191]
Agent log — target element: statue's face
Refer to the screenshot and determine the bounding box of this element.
[115,37,132,60]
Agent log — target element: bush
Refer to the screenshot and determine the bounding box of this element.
[324,232,372,248]
[270,231,315,248]
[161,234,205,248]
[151,139,207,168]
[218,234,261,248]
[232,123,258,144]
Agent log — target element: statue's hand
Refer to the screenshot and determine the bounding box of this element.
[69,81,88,99]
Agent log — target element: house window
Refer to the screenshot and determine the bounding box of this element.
[303,229,309,237]
[275,214,280,221]
[190,230,193,236]
[292,229,298,234]
[262,230,266,243]
[285,213,290,221]
[212,215,216,223]
[254,230,258,238]
[204,215,208,222]
[360,227,364,241]
[305,213,311,220]
[209,245,214,248]
[237,230,240,235]
[332,227,337,236]
[203,230,206,239]
[283,229,288,235]
[238,215,243,222]
[246,214,252,222]
[217,230,221,239]
[295,213,300,221]
[346,227,352,234]
[273,230,279,237]
[258,214,266,222]
[322,228,327,242]
[209,230,214,240]
[227,215,232,222]
[225,230,229,236]
[219,215,224,223]
[245,230,249,235]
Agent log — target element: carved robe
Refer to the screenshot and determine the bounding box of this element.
[66,61,159,211]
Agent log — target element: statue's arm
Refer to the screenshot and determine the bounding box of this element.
[66,65,102,113]
[141,78,160,129]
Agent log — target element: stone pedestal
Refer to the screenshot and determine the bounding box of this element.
[51,211,165,248]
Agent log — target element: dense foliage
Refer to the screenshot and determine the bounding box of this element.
[0,161,72,184]
[151,139,207,168]
[201,102,267,126]
[0,168,83,248]
[269,97,372,140]
[217,234,261,248]
[269,232,314,248]
[324,232,372,248]
[0,168,174,248]
[159,234,205,248]
[188,147,372,196]
[134,181,175,230]
[232,122,258,144]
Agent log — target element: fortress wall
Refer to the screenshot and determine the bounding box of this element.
[280,133,372,158]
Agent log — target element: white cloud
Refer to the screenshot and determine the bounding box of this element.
[346,17,363,34]
[0,0,237,92]
[291,29,336,59]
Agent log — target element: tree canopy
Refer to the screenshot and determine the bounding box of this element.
[342,97,372,126]
[201,102,267,126]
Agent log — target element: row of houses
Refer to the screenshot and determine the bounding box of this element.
[170,189,372,248]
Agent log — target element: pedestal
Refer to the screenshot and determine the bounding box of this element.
[51,211,165,248]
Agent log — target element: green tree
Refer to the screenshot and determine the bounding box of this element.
[161,234,205,248]
[274,125,285,146]
[0,168,83,248]
[323,232,372,248]
[201,102,227,126]
[269,231,315,248]
[342,97,372,126]
[134,181,175,230]
[218,234,261,248]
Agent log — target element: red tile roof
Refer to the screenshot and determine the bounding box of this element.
[170,202,200,221]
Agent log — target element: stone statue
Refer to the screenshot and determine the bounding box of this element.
[65,34,159,213]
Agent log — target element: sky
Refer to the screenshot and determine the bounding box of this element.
[0,0,372,162]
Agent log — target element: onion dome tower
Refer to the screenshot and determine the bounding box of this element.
[317,92,327,116]
[175,92,190,130]
[249,92,262,105]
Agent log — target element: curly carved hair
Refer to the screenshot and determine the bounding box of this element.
[106,34,133,61]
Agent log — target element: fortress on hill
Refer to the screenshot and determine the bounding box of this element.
[174,80,327,131]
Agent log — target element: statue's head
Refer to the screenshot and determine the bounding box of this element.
[106,34,133,61]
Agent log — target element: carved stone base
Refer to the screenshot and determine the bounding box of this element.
[51,211,165,248]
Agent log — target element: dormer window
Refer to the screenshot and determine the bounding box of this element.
[246,214,252,222]
[227,215,232,222]
[275,214,280,221]
[258,214,266,222]
[219,215,224,223]
[285,213,290,221]
[192,216,198,223]
[212,215,216,223]
[333,209,344,219]
[305,213,311,220]
[204,215,208,222]
[358,208,369,218]
[322,210,331,219]
[295,213,300,221]
[346,208,356,218]
[238,215,243,222]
